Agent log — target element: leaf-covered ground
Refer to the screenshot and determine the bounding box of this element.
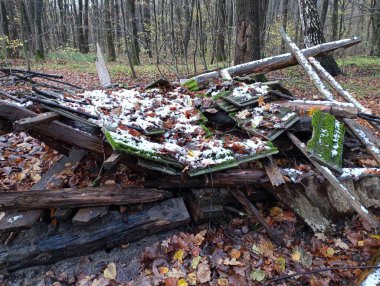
[1,56,380,285]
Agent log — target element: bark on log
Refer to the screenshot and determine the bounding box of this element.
[0,198,190,272]
[0,186,172,211]
[13,112,60,131]
[185,38,360,89]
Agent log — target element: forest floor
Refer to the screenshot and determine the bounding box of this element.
[1,55,380,286]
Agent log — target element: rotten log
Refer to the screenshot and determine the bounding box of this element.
[13,112,60,131]
[184,37,360,89]
[0,100,106,156]
[0,186,172,211]
[288,132,380,231]
[274,100,358,118]
[0,90,25,103]
[264,158,334,233]
[0,198,190,272]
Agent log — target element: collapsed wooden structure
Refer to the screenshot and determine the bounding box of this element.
[0,36,380,272]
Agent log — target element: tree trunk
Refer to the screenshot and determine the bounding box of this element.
[332,0,339,40]
[298,0,342,76]
[320,0,329,29]
[280,0,289,54]
[34,0,44,60]
[104,0,116,61]
[82,0,89,53]
[235,0,268,64]
[215,0,226,62]
[127,0,140,65]
[77,0,85,52]
[371,0,380,56]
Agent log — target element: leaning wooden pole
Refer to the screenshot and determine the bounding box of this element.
[183,37,361,90]
[309,56,380,132]
[280,29,380,231]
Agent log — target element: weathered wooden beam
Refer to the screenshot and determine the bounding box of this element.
[274,100,358,118]
[144,169,269,188]
[184,37,361,89]
[13,112,60,131]
[0,198,190,272]
[308,57,370,113]
[280,28,334,100]
[0,100,106,155]
[288,132,380,231]
[0,186,171,211]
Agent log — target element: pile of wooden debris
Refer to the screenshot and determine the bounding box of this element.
[0,34,379,278]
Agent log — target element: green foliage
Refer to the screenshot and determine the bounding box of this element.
[182,78,200,92]
[48,47,96,62]
[265,17,296,56]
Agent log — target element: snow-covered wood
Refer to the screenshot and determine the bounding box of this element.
[308,57,370,113]
[95,43,112,87]
[280,28,334,100]
[185,37,361,89]
[287,132,380,231]
[343,118,380,164]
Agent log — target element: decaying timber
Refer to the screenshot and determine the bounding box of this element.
[183,37,361,90]
[0,198,190,272]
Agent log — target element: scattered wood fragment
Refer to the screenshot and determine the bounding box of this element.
[0,210,43,234]
[104,152,124,170]
[72,206,109,224]
[263,157,286,187]
[0,198,190,272]
[13,112,59,131]
[288,132,380,231]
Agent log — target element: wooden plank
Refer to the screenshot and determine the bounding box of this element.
[72,206,108,224]
[0,186,172,211]
[275,100,358,118]
[288,132,380,231]
[0,198,190,272]
[13,112,60,131]
[95,43,112,87]
[0,211,42,234]
[0,100,106,155]
[183,38,360,90]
